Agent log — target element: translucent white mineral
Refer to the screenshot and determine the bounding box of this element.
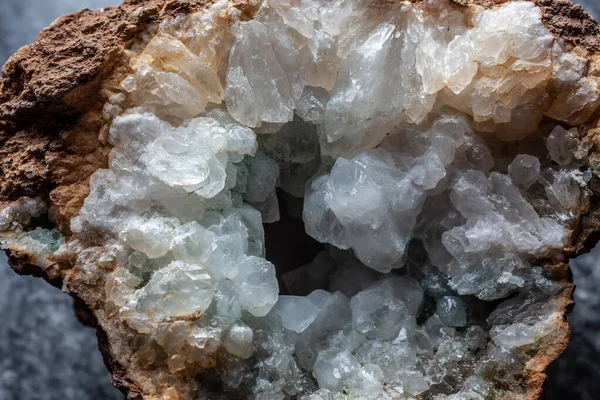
[508,154,541,189]
[313,350,361,392]
[120,261,214,332]
[224,321,254,359]
[7,0,594,399]
[0,197,46,232]
[271,295,320,333]
[436,296,468,327]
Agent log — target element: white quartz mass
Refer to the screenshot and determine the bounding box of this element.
[0,0,597,399]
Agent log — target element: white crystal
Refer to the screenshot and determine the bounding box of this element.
[313,350,360,392]
[271,295,321,333]
[234,256,279,317]
[226,20,295,127]
[121,261,214,333]
[350,279,416,340]
[120,217,180,259]
[224,321,254,359]
[347,364,385,399]
[508,155,541,189]
[547,126,579,165]
[243,150,280,203]
[436,296,468,327]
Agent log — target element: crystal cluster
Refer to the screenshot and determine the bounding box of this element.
[1,0,597,399]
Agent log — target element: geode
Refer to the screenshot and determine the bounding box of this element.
[1,0,600,399]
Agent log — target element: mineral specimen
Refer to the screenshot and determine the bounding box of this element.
[1,0,600,399]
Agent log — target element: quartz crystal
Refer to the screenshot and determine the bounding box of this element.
[1,0,597,399]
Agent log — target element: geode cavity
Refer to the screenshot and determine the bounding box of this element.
[1,0,600,399]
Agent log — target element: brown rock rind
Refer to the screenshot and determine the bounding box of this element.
[450,0,600,51]
[534,0,600,52]
[0,1,223,230]
[0,1,598,399]
[96,326,146,400]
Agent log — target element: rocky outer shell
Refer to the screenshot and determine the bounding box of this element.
[0,0,599,399]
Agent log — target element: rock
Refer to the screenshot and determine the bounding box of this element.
[351,279,413,341]
[1,0,599,399]
[436,296,468,327]
[312,350,361,392]
[271,295,320,333]
[223,321,254,359]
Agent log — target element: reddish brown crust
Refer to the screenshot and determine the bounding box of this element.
[451,0,509,8]
[525,269,574,400]
[450,0,600,52]
[96,326,145,400]
[534,0,600,52]
[4,248,63,288]
[0,0,220,211]
[525,315,571,400]
[569,176,600,255]
[0,2,221,399]
[0,1,598,400]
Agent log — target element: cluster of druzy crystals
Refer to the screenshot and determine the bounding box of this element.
[57,0,598,398]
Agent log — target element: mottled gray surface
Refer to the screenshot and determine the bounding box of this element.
[544,246,600,400]
[0,1,599,400]
[580,1,600,20]
[0,255,122,400]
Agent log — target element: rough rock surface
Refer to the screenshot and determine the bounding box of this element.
[1,1,600,400]
[545,245,600,400]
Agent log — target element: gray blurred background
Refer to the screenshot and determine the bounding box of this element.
[0,1,599,399]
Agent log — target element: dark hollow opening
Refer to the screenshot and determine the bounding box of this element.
[263,189,323,295]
